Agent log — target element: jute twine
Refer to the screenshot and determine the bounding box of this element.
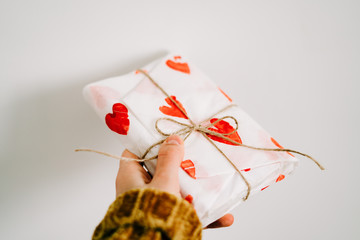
[76,69,324,200]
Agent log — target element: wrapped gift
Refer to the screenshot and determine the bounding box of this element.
[83,54,321,227]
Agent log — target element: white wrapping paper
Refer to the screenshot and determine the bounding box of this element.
[83,54,298,226]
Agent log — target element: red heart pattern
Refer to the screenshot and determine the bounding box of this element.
[166,56,190,74]
[105,103,130,135]
[270,137,295,157]
[181,159,196,179]
[184,194,193,204]
[276,174,285,182]
[159,96,188,119]
[261,185,269,191]
[206,118,242,145]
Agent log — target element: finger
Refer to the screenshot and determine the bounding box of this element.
[205,214,234,229]
[116,149,150,196]
[152,135,184,188]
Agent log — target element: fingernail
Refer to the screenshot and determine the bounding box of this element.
[165,135,182,145]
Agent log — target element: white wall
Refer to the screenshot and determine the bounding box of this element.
[1,0,359,239]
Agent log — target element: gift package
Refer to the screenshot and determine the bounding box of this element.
[83,54,321,227]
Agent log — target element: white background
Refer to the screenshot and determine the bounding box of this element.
[1,0,359,239]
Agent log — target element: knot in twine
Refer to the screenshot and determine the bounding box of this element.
[155,115,239,140]
[76,69,325,201]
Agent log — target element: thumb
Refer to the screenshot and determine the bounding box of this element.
[151,135,184,191]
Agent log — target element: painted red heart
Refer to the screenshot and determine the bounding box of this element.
[276,174,285,182]
[270,137,295,157]
[159,96,188,119]
[181,159,196,179]
[166,56,190,74]
[184,194,193,204]
[242,168,251,172]
[105,103,130,135]
[206,118,242,145]
[261,185,269,191]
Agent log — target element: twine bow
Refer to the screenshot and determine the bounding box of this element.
[76,69,324,201]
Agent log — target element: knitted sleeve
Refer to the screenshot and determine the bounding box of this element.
[92,188,202,240]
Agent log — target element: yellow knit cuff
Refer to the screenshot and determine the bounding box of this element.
[93,188,202,240]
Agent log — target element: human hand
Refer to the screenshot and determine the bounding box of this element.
[115,134,234,229]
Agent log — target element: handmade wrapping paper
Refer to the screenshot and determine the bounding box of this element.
[83,54,298,226]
